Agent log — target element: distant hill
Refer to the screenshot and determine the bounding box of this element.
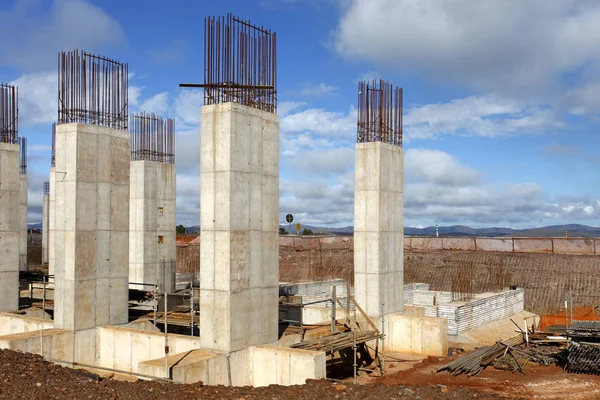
[183,223,600,237]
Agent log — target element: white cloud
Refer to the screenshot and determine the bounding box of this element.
[405,149,480,186]
[174,89,203,128]
[333,0,600,94]
[299,83,338,97]
[289,147,354,176]
[280,106,356,138]
[404,94,562,139]
[0,0,125,71]
[9,71,56,126]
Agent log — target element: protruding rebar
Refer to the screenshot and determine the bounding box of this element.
[58,50,128,130]
[357,80,403,146]
[130,112,175,164]
[0,83,18,144]
[199,13,277,113]
[20,137,27,174]
[51,123,56,167]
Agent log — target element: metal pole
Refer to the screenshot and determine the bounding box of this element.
[300,303,305,342]
[353,314,357,385]
[41,276,46,357]
[153,284,157,332]
[570,287,573,328]
[164,292,169,379]
[381,302,385,376]
[190,282,194,337]
[330,285,336,334]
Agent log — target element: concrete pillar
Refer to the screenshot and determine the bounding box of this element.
[0,142,20,311]
[54,123,130,330]
[19,173,27,271]
[129,160,176,293]
[42,192,49,264]
[354,142,404,317]
[199,103,279,352]
[48,168,55,275]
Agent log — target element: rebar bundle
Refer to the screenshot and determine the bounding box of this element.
[203,13,277,113]
[130,112,175,164]
[567,341,600,375]
[20,137,26,174]
[0,83,18,144]
[58,50,128,130]
[357,80,402,146]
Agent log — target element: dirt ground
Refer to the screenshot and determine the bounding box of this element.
[367,354,600,400]
[0,349,510,400]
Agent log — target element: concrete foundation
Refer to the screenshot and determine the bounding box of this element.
[48,168,56,275]
[354,142,404,317]
[199,103,279,352]
[53,123,130,331]
[19,173,27,271]
[42,193,49,264]
[0,142,20,311]
[129,160,176,293]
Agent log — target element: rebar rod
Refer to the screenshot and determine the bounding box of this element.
[130,112,175,164]
[357,80,402,146]
[0,83,18,144]
[202,13,277,113]
[58,50,128,130]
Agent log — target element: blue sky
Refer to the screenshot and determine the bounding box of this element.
[2,0,600,229]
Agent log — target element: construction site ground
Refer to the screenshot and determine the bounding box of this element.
[362,352,600,400]
[3,348,600,399]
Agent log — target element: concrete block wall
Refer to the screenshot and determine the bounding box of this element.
[437,289,525,335]
[199,103,279,353]
[383,314,448,356]
[53,123,130,331]
[42,193,49,264]
[48,168,56,275]
[0,142,20,311]
[129,160,176,293]
[354,142,404,317]
[19,174,27,271]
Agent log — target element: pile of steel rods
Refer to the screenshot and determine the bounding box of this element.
[567,341,600,375]
[438,336,559,376]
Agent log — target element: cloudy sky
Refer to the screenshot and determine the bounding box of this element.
[2,0,600,229]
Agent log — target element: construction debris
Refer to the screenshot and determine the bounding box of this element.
[437,335,561,377]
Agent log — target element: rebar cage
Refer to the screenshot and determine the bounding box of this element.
[20,137,26,174]
[0,83,18,144]
[204,13,277,113]
[130,112,175,164]
[357,80,403,146]
[58,50,129,130]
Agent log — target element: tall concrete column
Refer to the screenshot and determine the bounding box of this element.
[19,173,27,271]
[199,103,279,352]
[54,123,130,330]
[0,142,20,311]
[354,142,404,317]
[48,168,56,275]
[42,186,49,265]
[129,160,176,293]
